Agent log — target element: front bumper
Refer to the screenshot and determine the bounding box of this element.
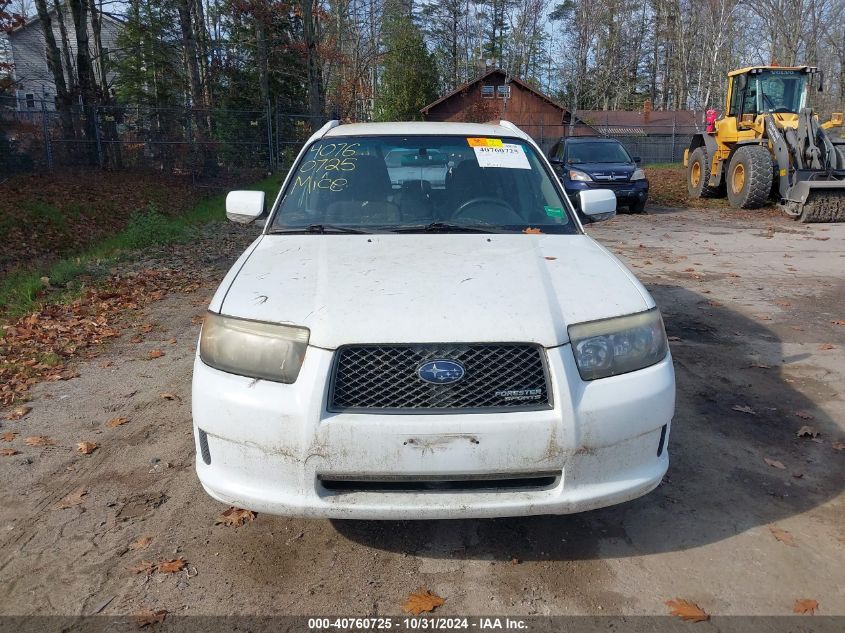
[192,345,674,520]
[565,180,649,207]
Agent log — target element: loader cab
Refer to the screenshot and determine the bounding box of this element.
[726,67,812,119]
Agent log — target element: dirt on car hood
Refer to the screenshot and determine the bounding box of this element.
[212,233,652,349]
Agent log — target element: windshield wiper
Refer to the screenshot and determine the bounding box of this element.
[390,221,514,234]
[269,224,374,235]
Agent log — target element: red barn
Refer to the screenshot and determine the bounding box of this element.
[421,69,576,152]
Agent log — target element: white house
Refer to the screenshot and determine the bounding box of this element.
[7,2,121,111]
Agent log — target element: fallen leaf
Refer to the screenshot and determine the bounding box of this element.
[129,536,153,551]
[57,488,87,509]
[832,441,845,451]
[166,338,177,345]
[129,335,143,344]
[818,343,834,351]
[135,609,167,627]
[793,599,819,615]
[665,598,709,622]
[24,435,54,446]
[106,416,128,428]
[130,560,158,575]
[99,360,113,368]
[1,448,19,456]
[156,557,187,573]
[683,267,695,272]
[148,349,165,360]
[403,588,445,615]
[1,432,16,442]
[796,426,819,438]
[667,336,682,342]
[510,558,520,565]
[769,525,796,546]
[215,507,257,527]
[159,392,178,401]
[522,227,542,234]
[139,323,154,333]
[750,362,771,369]
[795,410,815,420]
[774,299,791,307]
[831,320,845,326]
[765,457,787,470]
[191,315,205,325]
[732,404,756,415]
[76,441,99,454]
[5,406,32,420]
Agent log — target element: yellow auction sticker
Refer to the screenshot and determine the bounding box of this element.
[467,137,504,148]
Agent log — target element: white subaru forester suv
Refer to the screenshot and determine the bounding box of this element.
[192,120,675,519]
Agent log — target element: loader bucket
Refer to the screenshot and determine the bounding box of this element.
[783,179,845,223]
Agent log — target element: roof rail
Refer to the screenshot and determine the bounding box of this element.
[304,120,340,145]
[497,120,531,141]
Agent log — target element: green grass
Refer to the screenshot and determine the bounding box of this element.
[0,174,280,317]
[0,201,70,234]
[644,162,683,169]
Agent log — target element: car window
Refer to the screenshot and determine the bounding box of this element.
[271,135,578,233]
[565,142,632,164]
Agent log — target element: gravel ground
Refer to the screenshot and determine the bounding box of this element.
[1,204,843,619]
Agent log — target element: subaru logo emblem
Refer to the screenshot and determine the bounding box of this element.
[418,360,465,385]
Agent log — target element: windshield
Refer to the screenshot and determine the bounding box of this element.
[756,70,807,113]
[270,135,577,234]
[566,141,632,164]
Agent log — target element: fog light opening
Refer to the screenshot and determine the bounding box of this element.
[198,428,212,465]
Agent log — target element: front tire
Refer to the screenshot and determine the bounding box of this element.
[629,199,647,214]
[687,147,723,198]
[726,145,773,209]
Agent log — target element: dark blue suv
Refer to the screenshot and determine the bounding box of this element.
[549,138,649,213]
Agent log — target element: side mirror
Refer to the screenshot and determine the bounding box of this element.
[737,74,748,91]
[633,156,642,164]
[579,189,616,223]
[818,71,824,92]
[226,190,266,224]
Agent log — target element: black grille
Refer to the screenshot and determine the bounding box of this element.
[329,344,551,412]
[319,474,559,492]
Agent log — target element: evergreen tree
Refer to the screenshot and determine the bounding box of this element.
[374,3,439,121]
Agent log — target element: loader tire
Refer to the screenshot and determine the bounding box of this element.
[687,147,723,198]
[727,145,772,209]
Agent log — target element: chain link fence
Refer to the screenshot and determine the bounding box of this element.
[2,99,699,179]
[518,121,698,165]
[1,97,308,177]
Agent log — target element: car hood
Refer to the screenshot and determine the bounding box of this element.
[213,233,652,349]
[568,162,635,181]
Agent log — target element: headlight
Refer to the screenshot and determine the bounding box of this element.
[199,313,309,383]
[568,169,592,182]
[630,168,646,180]
[568,308,668,381]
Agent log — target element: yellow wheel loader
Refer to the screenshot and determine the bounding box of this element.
[684,66,845,222]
